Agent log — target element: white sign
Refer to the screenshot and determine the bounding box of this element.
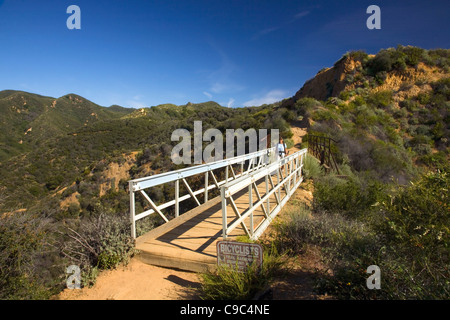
[216,240,263,272]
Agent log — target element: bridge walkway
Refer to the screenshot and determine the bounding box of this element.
[130,148,307,272]
[135,178,286,272]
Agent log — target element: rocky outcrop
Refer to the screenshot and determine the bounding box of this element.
[294,56,362,102]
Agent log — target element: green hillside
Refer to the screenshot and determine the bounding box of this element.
[0,95,289,214]
[0,91,135,162]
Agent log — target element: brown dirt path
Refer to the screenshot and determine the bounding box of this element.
[56,258,202,300]
[287,118,308,154]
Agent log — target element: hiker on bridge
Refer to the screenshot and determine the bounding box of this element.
[277,137,289,173]
[277,138,288,159]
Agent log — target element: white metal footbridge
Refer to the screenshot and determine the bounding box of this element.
[129,147,307,272]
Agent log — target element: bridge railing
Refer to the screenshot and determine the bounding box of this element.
[129,147,277,238]
[306,134,340,173]
[220,148,307,241]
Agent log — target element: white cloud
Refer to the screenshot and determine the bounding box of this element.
[127,94,147,108]
[210,81,245,95]
[253,10,312,40]
[203,91,212,99]
[204,42,245,95]
[243,89,288,107]
[211,82,227,94]
[227,98,235,108]
[294,10,310,19]
[252,26,280,40]
[127,100,147,109]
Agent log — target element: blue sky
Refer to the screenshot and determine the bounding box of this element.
[0,0,449,108]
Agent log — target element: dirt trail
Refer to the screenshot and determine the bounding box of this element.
[287,119,308,153]
[56,258,202,300]
[56,121,314,300]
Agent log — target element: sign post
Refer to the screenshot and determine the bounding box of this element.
[216,240,263,272]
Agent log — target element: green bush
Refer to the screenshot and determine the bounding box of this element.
[366,50,393,75]
[401,46,425,67]
[293,97,322,117]
[366,90,393,108]
[275,169,449,299]
[274,204,380,299]
[364,46,429,77]
[400,99,420,112]
[419,151,449,171]
[427,49,450,68]
[97,251,122,270]
[0,212,52,299]
[354,106,377,129]
[339,91,351,101]
[373,171,450,299]
[313,109,339,122]
[302,154,323,179]
[285,138,294,149]
[377,171,448,255]
[274,205,329,253]
[313,175,384,217]
[346,50,369,62]
[60,211,137,287]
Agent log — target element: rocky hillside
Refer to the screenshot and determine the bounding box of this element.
[293,53,365,101]
[281,46,449,182]
[291,46,449,103]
